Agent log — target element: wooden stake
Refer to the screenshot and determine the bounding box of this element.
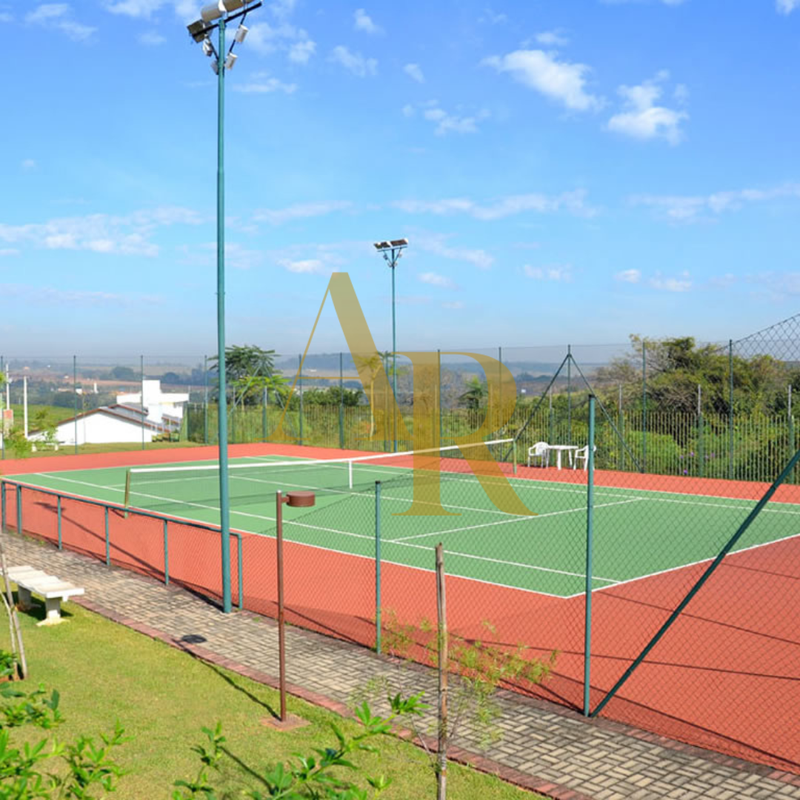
[435,543,448,800]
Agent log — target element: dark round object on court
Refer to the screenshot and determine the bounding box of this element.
[285,491,316,508]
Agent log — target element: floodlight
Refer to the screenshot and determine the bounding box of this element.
[188,18,212,42]
[202,38,214,56]
[234,24,248,43]
[221,0,245,10]
[374,241,391,250]
[390,239,409,247]
[211,59,219,74]
[225,53,237,70]
[200,3,223,22]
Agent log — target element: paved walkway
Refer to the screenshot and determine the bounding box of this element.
[5,532,800,800]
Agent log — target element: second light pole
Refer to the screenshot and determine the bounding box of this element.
[374,238,408,452]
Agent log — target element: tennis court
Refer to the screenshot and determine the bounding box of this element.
[7,446,800,600]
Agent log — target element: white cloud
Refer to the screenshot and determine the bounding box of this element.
[233,73,297,94]
[483,49,602,112]
[26,4,96,41]
[0,207,202,257]
[247,21,315,65]
[138,31,166,45]
[777,0,799,13]
[418,271,457,289]
[253,201,352,225]
[21,159,36,171]
[279,258,333,275]
[0,283,162,307]
[615,269,641,283]
[404,63,425,83]
[354,8,382,34]
[271,0,296,18]
[650,271,691,292]
[631,184,800,222]
[607,72,688,144]
[535,30,568,47]
[330,45,377,77]
[414,233,494,270]
[524,264,573,281]
[421,105,489,135]
[104,0,168,17]
[394,189,595,220]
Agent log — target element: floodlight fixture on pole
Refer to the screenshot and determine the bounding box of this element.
[374,238,408,453]
[186,0,262,615]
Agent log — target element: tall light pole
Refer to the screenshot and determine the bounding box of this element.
[188,0,261,614]
[374,239,408,452]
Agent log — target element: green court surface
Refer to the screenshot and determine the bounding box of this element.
[7,454,800,598]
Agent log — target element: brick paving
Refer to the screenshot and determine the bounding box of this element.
[5,532,800,800]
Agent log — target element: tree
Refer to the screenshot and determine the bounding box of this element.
[354,352,385,436]
[209,345,278,406]
[458,376,487,411]
[110,366,136,381]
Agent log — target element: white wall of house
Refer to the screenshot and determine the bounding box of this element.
[43,412,156,446]
[117,379,189,423]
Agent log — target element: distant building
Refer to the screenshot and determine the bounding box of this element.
[116,380,189,425]
[32,405,165,446]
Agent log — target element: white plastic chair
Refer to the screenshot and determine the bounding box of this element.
[574,445,597,470]
[527,442,550,468]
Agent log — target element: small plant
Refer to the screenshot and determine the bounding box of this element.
[0,649,15,679]
[173,694,426,799]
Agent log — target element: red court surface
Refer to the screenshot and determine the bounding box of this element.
[2,443,798,773]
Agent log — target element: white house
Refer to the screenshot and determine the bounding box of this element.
[116,379,189,425]
[34,405,163,446]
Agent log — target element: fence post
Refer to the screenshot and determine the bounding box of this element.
[298,354,304,446]
[262,385,267,442]
[618,384,624,472]
[163,519,169,585]
[438,350,443,443]
[583,395,596,716]
[642,342,647,473]
[0,482,5,531]
[567,345,572,445]
[790,386,795,485]
[696,384,704,478]
[204,355,209,444]
[73,356,78,455]
[140,355,146,451]
[339,352,345,449]
[375,481,382,654]
[57,496,62,550]
[237,532,243,611]
[729,340,734,481]
[104,506,110,565]
[16,485,22,535]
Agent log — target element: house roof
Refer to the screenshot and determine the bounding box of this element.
[54,406,162,431]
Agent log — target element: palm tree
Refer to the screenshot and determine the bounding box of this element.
[458,376,488,411]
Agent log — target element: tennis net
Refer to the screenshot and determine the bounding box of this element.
[123,439,515,514]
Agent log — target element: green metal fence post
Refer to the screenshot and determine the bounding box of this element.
[567,345,572,445]
[104,506,110,565]
[618,384,624,472]
[339,352,345,449]
[141,355,146,450]
[549,386,554,445]
[729,340,734,481]
[203,355,209,444]
[0,354,3,461]
[16,485,22,535]
[642,342,647,473]
[790,386,795,485]
[698,384,705,478]
[237,532,243,611]
[298,354,304,446]
[0,483,5,532]
[375,480,382,654]
[73,356,78,455]
[163,519,169,585]
[583,395,596,716]
[57,496,62,550]
[437,349,443,443]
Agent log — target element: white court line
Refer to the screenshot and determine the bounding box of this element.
[30,472,610,587]
[392,498,645,542]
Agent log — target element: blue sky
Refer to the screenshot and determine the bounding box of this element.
[2,0,800,358]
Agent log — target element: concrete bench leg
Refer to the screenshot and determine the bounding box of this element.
[38,597,64,626]
[17,586,33,612]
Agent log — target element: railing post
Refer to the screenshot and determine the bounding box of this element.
[237,532,243,611]
[339,352,345,449]
[164,519,169,585]
[105,506,110,566]
[728,340,735,481]
[375,481,382,654]
[0,483,5,531]
[698,384,705,478]
[298,354,304,446]
[567,345,572,445]
[16,485,22,535]
[642,341,647,473]
[790,386,795,485]
[57,496,62,550]
[203,355,209,444]
[583,395,596,716]
[141,355,146,451]
[262,385,267,442]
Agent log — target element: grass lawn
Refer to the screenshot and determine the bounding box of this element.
[10,440,207,459]
[0,600,541,799]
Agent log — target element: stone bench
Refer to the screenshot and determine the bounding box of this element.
[7,566,84,626]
